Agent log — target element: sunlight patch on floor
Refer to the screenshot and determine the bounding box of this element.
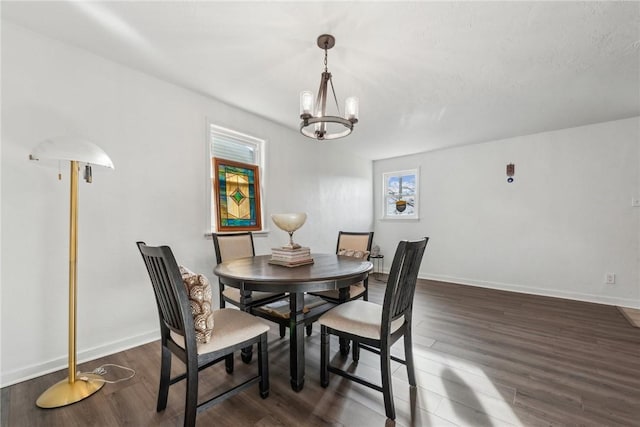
[410,346,523,426]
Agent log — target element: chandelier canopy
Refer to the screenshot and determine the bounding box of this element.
[299,34,358,141]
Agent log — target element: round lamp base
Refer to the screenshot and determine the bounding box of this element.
[36,374,105,408]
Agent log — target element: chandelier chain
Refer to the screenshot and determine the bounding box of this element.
[324,47,328,72]
[323,40,339,114]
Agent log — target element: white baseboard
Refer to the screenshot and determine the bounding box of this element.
[1,330,159,388]
[419,273,640,309]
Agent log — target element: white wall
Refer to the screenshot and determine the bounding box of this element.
[0,23,372,386]
[374,117,640,309]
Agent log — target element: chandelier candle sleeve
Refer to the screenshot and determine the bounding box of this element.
[345,97,359,121]
[300,91,314,118]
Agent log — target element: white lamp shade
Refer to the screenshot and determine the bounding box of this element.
[30,137,114,169]
[271,212,307,232]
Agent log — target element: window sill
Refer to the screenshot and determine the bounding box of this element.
[204,229,272,239]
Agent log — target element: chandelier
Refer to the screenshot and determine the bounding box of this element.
[299,34,359,141]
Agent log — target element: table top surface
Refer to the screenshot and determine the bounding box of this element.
[214,253,372,285]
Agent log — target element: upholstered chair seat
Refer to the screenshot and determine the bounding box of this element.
[309,283,365,304]
[222,288,284,304]
[170,308,270,353]
[318,300,404,340]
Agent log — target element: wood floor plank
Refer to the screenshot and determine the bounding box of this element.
[2,279,639,426]
[419,315,640,391]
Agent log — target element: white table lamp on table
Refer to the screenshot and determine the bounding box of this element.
[271,212,307,249]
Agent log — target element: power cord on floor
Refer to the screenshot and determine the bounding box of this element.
[77,363,136,383]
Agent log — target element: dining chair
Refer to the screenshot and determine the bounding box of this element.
[310,231,374,302]
[319,237,429,420]
[212,232,287,309]
[214,232,318,339]
[137,242,269,427]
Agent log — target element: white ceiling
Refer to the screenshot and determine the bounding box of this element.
[2,1,639,160]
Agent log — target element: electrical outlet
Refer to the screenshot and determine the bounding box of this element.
[605,273,616,284]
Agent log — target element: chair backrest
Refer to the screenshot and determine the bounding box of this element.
[136,242,192,340]
[336,231,374,259]
[212,232,255,264]
[382,238,429,330]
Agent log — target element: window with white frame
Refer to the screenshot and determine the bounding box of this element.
[209,123,265,232]
[382,168,419,220]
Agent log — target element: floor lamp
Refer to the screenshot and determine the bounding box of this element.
[30,137,115,408]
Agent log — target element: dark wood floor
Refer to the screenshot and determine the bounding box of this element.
[3,279,640,426]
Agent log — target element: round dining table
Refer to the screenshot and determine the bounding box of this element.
[214,253,372,391]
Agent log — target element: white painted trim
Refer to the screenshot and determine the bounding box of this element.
[204,229,272,239]
[1,330,159,388]
[377,267,639,309]
[417,273,640,309]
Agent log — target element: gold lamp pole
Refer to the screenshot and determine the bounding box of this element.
[30,137,114,408]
